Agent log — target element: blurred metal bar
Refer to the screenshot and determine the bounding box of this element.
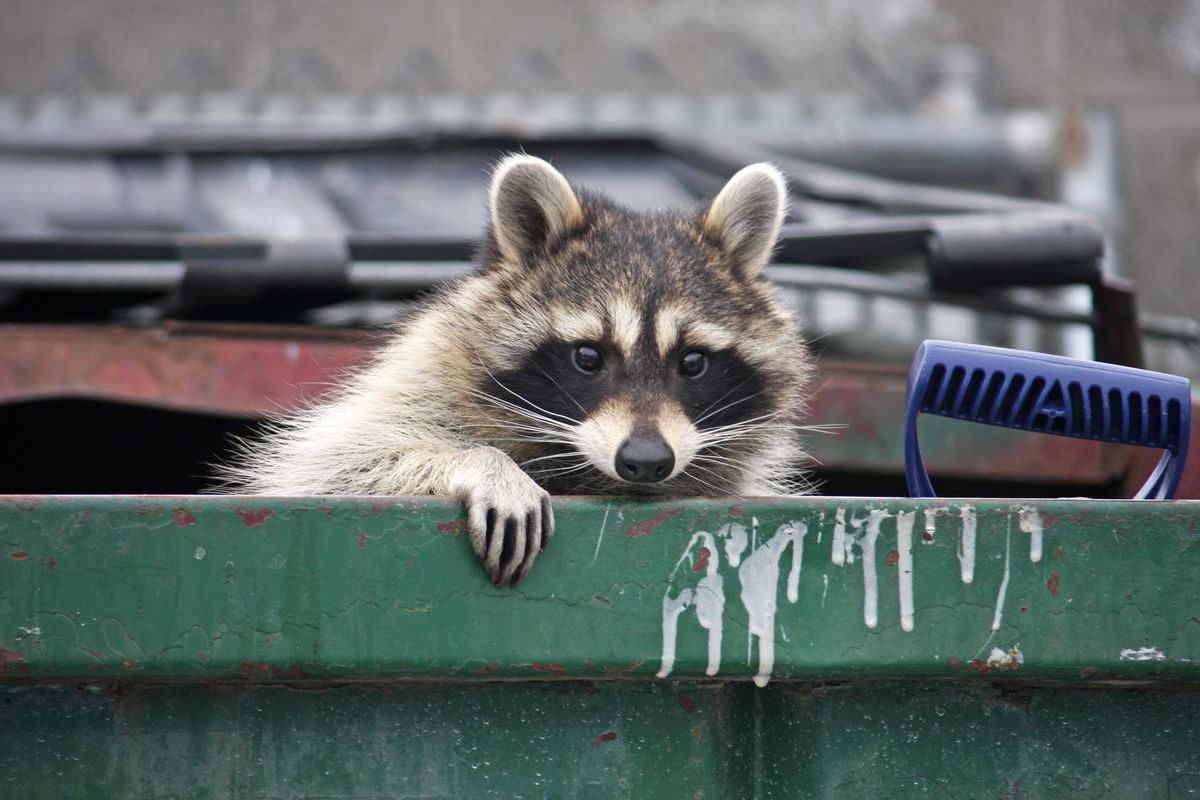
[0,261,184,290]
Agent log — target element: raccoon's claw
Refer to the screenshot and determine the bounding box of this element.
[463,480,554,587]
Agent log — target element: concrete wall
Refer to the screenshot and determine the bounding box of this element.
[1,0,1197,318]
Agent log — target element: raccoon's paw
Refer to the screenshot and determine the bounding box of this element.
[459,467,555,587]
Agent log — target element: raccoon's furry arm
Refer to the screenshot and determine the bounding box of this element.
[223,356,554,586]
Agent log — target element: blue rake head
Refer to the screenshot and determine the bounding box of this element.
[905,340,1191,499]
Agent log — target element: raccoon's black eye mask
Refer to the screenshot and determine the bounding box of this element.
[489,338,765,431]
[673,347,765,429]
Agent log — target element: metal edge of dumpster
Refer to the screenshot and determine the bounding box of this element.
[2,495,1200,798]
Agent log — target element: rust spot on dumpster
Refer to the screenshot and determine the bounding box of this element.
[677,693,696,713]
[358,532,366,548]
[1047,570,1061,597]
[82,647,105,663]
[47,557,56,569]
[196,652,209,662]
[948,656,960,669]
[728,505,743,518]
[590,731,618,747]
[9,551,28,560]
[0,649,27,673]
[122,658,137,671]
[436,519,468,535]
[603,660,642,676]
[692,546,710,572]
[474,662,501,675]
[240,660,272,677]
[594,594,610,604]
[532,662,567,674]
[885,550,899,566]
[625,506,683,537]
[173,508,196,527]
[969,646,1022,674]
[235,508,274,527]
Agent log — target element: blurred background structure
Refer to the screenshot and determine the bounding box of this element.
[0,0,1197,496]
[1,0,1198,321]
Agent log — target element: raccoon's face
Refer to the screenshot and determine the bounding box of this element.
[471,155,810,495]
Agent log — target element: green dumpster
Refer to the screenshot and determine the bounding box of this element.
[2,495,1199,797]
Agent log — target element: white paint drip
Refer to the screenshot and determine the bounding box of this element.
[738,522,807,687]
[656,588,693,679]
[958,505,976,584]
[831,508,847,565]
[691,532,724,676]
[821,574,829,609]
[1120,647,1166,662]
[991,521,1012,632]
[1019,506,1043,563]
[592,504,611,563]
[896,511,915,632]
[862,510,887,629]
[844,514,860,565]
[923,508,938,544]
[657,531,726,678]
[723,523,748,567]
[694,575,724,676]
[786,522,807,603]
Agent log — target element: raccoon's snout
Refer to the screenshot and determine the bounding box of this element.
[615,435,675,484]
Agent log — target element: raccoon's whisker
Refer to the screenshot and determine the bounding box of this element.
[468,389,576,432]
[791,423,845,434]
[697,426,774,446]
[529,361,588,417]
[709,408,790,429]
[693,456,777,487]
[685,461,735,484]
[528,461,594,479]
[692,452,753,470]
[693,377,753,423]
[693,388,762,426]
[489,440,579,452]
[677,467,729,496]
[475,358,580,426]
[695,409,793,443]
[519,452,587,468]
[471,423,576,443]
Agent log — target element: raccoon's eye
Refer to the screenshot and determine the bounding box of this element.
[679,351,707,378]
[573,344,604,374]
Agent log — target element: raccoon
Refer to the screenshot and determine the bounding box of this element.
[222,155,814,586]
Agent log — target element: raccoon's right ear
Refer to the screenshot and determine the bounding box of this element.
[488,154,584,264]
[703,163,788,279]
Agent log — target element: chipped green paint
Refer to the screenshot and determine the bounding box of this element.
[3,496,1200,797]
[2,496,1198,683]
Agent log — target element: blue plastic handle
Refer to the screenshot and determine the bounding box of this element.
[905,340,1191,499]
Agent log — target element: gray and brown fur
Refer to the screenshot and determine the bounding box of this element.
[220,155,814,586]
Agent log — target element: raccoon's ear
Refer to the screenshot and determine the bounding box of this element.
[489,154,584,263]
[703,163,787,278]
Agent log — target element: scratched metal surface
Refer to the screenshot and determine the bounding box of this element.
[3,682,1200,799]
[1,496,1199,683]
[3,496,1200,798]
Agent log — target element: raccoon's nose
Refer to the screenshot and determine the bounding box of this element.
[615,435,675,483]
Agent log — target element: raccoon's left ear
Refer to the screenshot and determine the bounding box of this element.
[489,154,584,264]
[703,163,788,278]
